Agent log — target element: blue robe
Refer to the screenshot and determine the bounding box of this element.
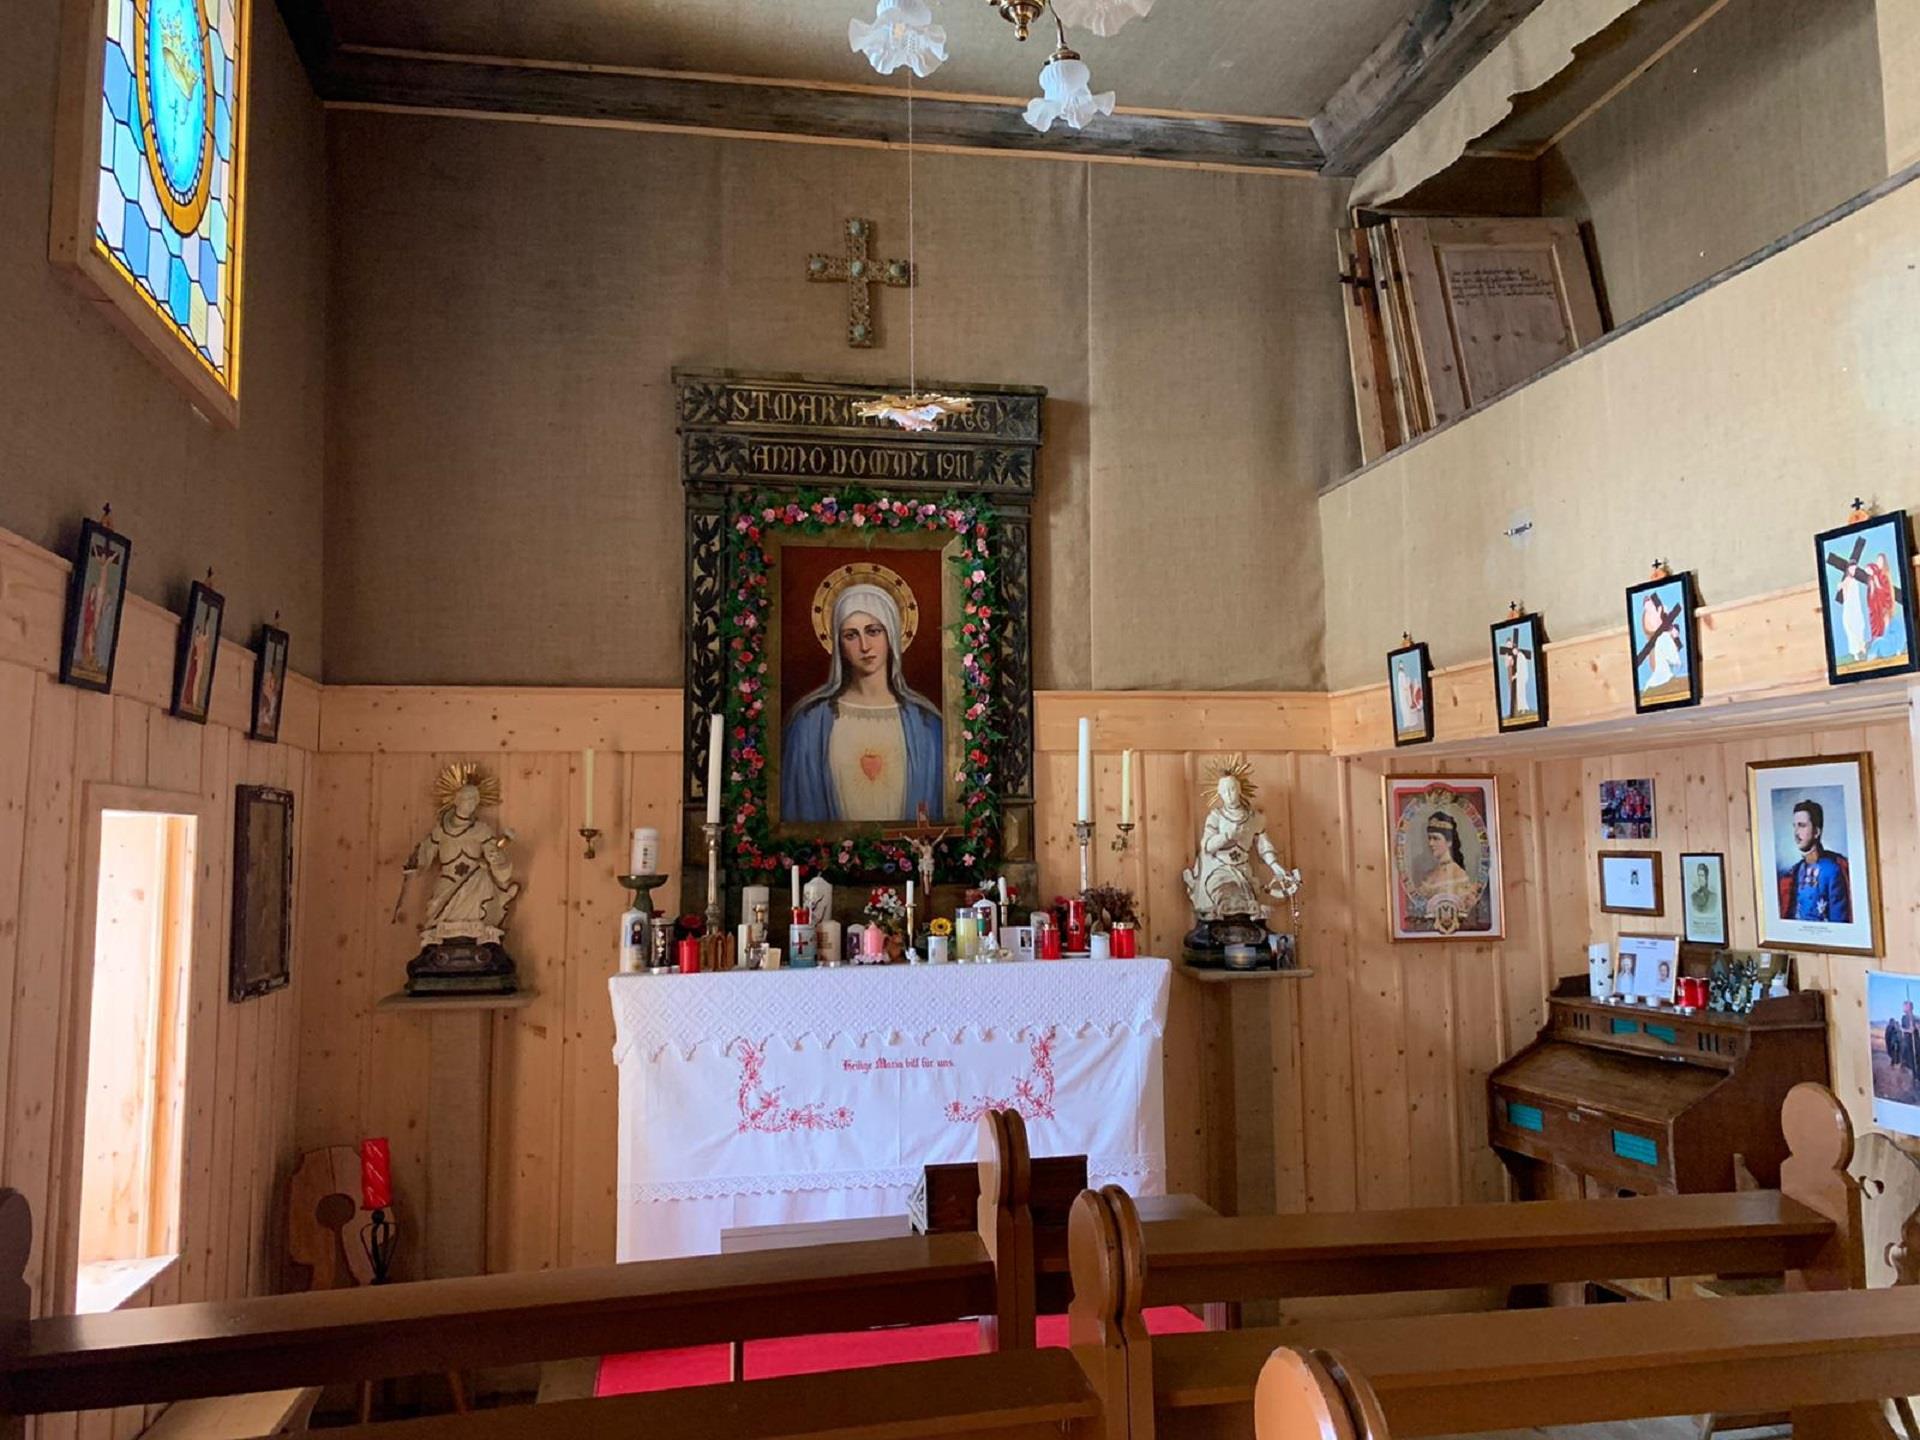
[781,699,945,823]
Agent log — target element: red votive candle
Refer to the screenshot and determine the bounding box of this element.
[676,937,702,974]
[360,1137,392,1211]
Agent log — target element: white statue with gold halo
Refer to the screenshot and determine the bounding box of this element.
[1182,755,1298,923]
[405,763,520,946]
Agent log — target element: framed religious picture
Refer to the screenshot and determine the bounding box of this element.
[1489,612,1547,732]
[1615,932,1680,1005]
[1598,850,1664,916]
[230,785,293,1002]
[48,0,252,424]
[680,371,1040,895]
[1679,852,1728,947]
[1384,775,1504,942]
[1748,754,1882,956]
[1386,640,1433,747]
[251,624,290,742]
[1598,778,1655,840]
[170,580,225,723]
[1815,512,1919,685]
[1868,970,1920,1138]
[1625,571,1701,713]
[60,517,133,693]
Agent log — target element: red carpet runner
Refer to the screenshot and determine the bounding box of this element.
[598,1307,1209,1395]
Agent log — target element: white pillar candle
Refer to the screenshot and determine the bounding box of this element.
[791,864,802,910]
[997,877,1009,910]
[630,827,659,876]
[1120,749,1133,825]
[818,919,842,964]
[1076,717,1092,823]
[906,879,916,922]
[582,749,596,830]
[705,713,724,825]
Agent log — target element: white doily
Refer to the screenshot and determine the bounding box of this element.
[609,957,1170,1064]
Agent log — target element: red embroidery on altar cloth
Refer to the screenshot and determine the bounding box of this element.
[732,1038,855,1133]
[943,1031,1057,1123]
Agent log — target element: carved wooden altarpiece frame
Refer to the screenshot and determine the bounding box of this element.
[677,369,1041,909]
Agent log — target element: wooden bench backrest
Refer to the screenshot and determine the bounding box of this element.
[0,1110,1042,1420]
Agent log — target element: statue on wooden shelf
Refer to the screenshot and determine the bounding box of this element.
[397,762,522,996]
[1181,754,1302,969]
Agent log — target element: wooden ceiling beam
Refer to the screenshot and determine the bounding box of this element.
[1311,0,1551,177]
[310,47,1324,173]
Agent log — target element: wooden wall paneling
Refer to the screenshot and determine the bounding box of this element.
[0,663,38,1221]
[1291,754,1359,1212]
[146,709,198,1319]
[1537,757,1588,981]
[1142,752,1204,1198]
[368,753,438,1281]
[228,747,269,1298]
[1346,758,1414,1210]
[557,749,622,1268]
[1034,749,1078,906]
[491,754,568,1275]
[201,727,242,1302]
[175,723,225,1304]
[1498,761,1551,1059]
[294,750,374,1160]
[111,700,149,786]
[319,688,681,757]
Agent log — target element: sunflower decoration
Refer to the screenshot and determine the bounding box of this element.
[928,917,954,937]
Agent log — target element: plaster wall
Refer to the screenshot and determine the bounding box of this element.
[1319,168,1920,690]
[1541,0,1885,326]
[0,0,327,675]
[322,113,1359,691]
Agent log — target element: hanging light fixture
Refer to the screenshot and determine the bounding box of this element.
[1023,11,1114,133]
[856,73,975,433]
[849,0,949,77]
[1050,0,1155,38]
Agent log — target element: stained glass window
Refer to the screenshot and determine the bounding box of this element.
[64,0,248,418]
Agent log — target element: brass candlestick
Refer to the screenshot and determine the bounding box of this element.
[1111,821,1135,855]
[578,827,601,861]
[702,819,724,938]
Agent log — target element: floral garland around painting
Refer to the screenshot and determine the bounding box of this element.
[720,489,1003,883]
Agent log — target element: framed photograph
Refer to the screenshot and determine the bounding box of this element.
[1868,970,1920,1138]
[251,625,290,742]
[59,518,132,693]
[1598,850,1664,915]
[1387,641,1433,747]
[1710,950,1791,1013]
[1626,571,1701,712]
[1598,778,1655,840]
[1815,513,1919,685]
[230,785,293,1002]
[170,581,225,723]
[1384,775,1504,941]
[1680,852,1728,947]
[1489,612,1548,732]
[1748,754,1881,955]
[1616,932,1680,1005]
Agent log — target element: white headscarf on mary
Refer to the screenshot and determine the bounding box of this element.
[780,583,945,824]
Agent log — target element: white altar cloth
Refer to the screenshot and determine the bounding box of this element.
[609,958,1170,1261]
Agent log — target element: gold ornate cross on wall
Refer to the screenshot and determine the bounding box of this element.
[806,218,913,348]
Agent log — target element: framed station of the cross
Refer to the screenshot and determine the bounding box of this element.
[50,0,251,424]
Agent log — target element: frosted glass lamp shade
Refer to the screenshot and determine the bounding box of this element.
[1023,56,1117,132]
[1051,0,1156,38]
[849,0,949,77]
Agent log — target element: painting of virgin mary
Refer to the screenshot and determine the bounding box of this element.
[781,576,945,824]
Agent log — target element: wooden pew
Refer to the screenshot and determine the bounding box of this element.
[0,1112,1055,1429]
[1249,1287,1920,1440]
[1066,1083,1868,1439]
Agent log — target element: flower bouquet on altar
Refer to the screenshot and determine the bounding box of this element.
[1080,884,1138,934]
[863,887,908,963]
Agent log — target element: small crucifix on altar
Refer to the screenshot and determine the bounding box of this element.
[882,803,952,932]
[807,217,912,348]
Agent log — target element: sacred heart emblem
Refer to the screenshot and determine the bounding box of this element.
[860,752,885,781]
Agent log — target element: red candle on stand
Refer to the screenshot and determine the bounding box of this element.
[360,1137,392,1211]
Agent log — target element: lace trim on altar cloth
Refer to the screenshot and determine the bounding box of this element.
[608,958,1171,1065]
[624,1153,1164,1204]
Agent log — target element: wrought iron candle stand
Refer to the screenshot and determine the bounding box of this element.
[1075,819,1094,893]
[361,1208,397,1284]
[701,819,724,939]
[1111,822,1134,854]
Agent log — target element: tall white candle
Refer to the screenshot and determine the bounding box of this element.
[998,877,1009,910]
[582,748,596,830]
[1120,749,1133,825]
[906,879,916,921]
[1076,717,1092,824]
[706,713,723,825]
[791,864,802,910]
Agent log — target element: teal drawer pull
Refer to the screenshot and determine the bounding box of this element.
[1644,1024,1678,1044]
[1610,1018,1641,1035]
[1612,1130,1659,1166]
[1506,1102,1545,1133]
